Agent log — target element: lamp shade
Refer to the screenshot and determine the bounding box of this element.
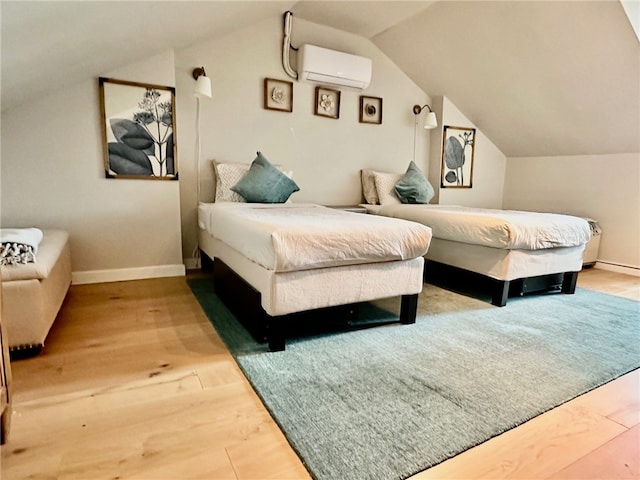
[423,111,438,129]
[194,75,212,98]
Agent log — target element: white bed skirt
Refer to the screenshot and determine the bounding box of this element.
[426,238,585,281]
[199,229,424,316]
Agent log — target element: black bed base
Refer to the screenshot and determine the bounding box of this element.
[9,344,43,361]
[424,261,579,307]
[205,252,418,351]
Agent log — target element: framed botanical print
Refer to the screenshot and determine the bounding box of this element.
[359,95,382,124]
[314,86,341,119]
[264,77,293,112]
[441,125,476,188]
[99,77,177,180]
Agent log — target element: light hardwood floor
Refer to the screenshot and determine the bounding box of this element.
[1,267,638,479]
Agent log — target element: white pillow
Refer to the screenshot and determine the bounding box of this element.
[212,161,248,202]
[373,171,403,205]
[361,169,380,205]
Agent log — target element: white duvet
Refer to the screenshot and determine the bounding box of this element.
[198,202,432,272]
[376,204,591,250]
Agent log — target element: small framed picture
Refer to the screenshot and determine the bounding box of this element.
[264,78,293,112]
[314,86,341,119]
[359,96,382,124]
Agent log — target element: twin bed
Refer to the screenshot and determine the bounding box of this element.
[198,158,591,350]
[198,202,432,351]
[363,203,591,306]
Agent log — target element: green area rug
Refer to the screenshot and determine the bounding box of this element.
[188,278,640,480]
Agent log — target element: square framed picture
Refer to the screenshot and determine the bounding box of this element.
[264,78,293,112]
[99,77,177,180]
[314,86,341,119]
[359,96,382,124]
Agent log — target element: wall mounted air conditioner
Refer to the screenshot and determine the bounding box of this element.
[298,44,372,90]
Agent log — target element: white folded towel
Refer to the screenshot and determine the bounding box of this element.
[0,228,44,265]
[0,228,44,250]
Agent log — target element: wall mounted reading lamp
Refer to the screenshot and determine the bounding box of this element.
[192,66,212,98]
[413,104,438,129]
[412,104,437,163]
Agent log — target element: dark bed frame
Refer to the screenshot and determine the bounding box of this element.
[202,252,419,351]
[423,260,579,307]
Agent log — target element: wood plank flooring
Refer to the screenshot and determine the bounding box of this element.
[1,267,638,479]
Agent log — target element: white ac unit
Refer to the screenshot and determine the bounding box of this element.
[298,44,372,90]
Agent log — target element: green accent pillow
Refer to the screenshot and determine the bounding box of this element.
[394,161,434,204]
[231,152,299,203]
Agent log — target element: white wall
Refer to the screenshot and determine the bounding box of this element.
[504,154,640,271]
[1,14,434,279]
[0,51,184,283]
[428,96,507,208]
[175,16,431,265]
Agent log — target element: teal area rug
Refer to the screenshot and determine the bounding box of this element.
[188,278,640,480]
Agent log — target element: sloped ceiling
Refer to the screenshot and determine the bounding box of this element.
[2,1,638,158]
[371,1,640,157]
[0,1,296,111]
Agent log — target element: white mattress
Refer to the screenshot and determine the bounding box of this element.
[376,204,591,250]
[198,202,432,272]
[202,235,425,316]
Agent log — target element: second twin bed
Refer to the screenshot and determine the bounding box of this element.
[364,203,591,306]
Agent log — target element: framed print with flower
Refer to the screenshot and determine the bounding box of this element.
[441,125,476,188]
[99,77,177,180]
[264,78,293,112]
[359,96,382,124]
[314,86,340,119]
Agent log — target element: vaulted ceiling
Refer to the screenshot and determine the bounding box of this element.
[2,1,638,158]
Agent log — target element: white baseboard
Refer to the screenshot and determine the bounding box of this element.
[72,264,186,285]
[594,261,640,277]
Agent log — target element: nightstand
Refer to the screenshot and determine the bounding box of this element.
[326,205,368,214]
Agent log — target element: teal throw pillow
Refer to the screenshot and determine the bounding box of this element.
[231,152,299,203]
[394,161,434,204]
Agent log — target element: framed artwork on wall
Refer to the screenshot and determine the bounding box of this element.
[314,86,341,119]
[99,77,178,180]
[359,95,382,124]
[441,125,476,188]
[264,78,293,112]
